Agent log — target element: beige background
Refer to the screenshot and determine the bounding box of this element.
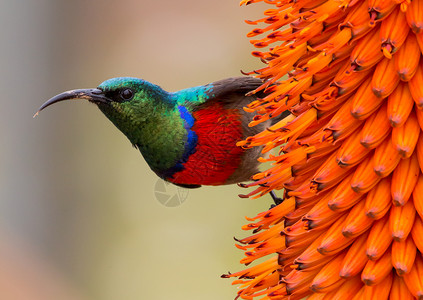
[0,0,273,299]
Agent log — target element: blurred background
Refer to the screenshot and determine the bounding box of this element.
[0,0,272,299]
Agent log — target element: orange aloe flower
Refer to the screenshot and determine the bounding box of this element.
[223,0,423,299]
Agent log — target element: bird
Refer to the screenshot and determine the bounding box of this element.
[35,76,288,202]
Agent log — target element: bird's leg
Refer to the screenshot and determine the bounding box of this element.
[269,191,284,208]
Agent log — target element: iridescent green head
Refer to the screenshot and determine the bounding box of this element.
[36,77,176,143]
[36,77,188,173]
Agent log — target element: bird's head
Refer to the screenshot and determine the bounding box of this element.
[35,77,173,144]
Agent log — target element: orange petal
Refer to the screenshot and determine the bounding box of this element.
[391,111,421,158]
[408,60,423,108]
[310,252,346,293]
[373,136,401,177]
[342,199,373,238]
[417,107,423,131]
[361,249,392,286]
[389,198,416,242]
[367,214,392,260]
[394,32,420,81]
[336,130,371,168]
[391,235,416,275]
[350,155,380,192]
[372,57,400,98]
[380,6,410,58]
[391,151,420,205]
[403,252,423,298]
[349,26,384,71]
[350,78,385,120]
[413,174,423,219]
[339,232,369,278]
[387,81,414,127]
[365,177,391,219]
[405,0,423,33]
[360,102,391,149]
[390,275,414,300]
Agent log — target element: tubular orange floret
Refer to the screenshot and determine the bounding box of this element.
[411,215,423,254]
[390,275,415,300]
[311,151,353,192]
[403,252,423,298]
[391,152,420,206]
[332,62,373,96]
[294,252,333,272]
[366,214,392,261]
[329,173,364,210]
[371,56,400,98]
[391,111,420,158]
[418,134,423,173]
[317,214,355,256]
[349,26,383,71]
[380,6,410,58]
[362,271,393,299]
[339,232,368,278]
[413,174,423,219]
[365,177,392,219]
[310,252,346,293]
[330,275,363,300]
[391,235,416,275]
[350,155,380,193]
[408,60,423,108]
[373,136,401,177]
[323,99,363,143]
[394,32,420,81]
[350,78,385,120]
[303,195,345,230]
[405,0,423,33]
[361,249,393,286]
[360,102,391,148]
[342,199,373,238]
[340,1,372,40]
[387,82,414,127]
[284,268,320,297]
[368,0,398,25]
[389,199,416,242]
[336,130,371,168]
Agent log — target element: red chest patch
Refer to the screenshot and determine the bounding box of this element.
[170,102,244,186]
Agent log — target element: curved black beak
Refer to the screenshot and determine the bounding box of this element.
[34,88,110,118]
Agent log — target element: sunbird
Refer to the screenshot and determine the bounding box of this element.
[36,77,287,201]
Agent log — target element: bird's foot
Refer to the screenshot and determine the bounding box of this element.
[269,191,284,209]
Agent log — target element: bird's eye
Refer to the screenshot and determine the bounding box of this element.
[120,88,134,101]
